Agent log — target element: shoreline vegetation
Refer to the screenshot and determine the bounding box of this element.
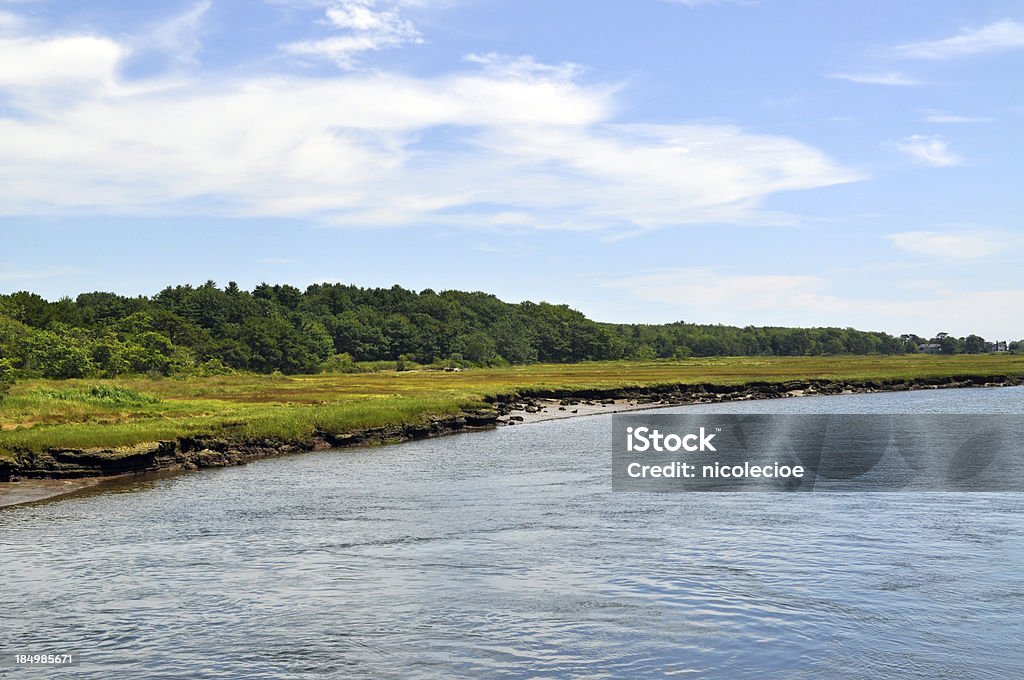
[3,355,1024,504]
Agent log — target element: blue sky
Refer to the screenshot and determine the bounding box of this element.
[1,0,1023,338]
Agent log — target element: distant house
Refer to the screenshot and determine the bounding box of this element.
[986,341,1009,353]
[918,343,942,354]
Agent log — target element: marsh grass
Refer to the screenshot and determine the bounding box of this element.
[33,385,161,406]
[3,355,1023,459]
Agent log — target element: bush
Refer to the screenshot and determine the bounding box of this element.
[673,345,693,360]
[0,357,14,399]
[22,329,95,378]
[322,352,360,374]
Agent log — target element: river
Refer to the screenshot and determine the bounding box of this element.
[2,387,1023,678]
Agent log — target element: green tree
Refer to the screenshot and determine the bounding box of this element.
[937,336,959,355]
[634,344,658,360]
[964,334,987,354]
[453,332,498,365]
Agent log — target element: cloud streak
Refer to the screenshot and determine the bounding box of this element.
[893,135,961,167]
[827,71,921,86]
[887,231,998,260]
[893,19,1024,60]
[140,0,212,66]
[660,0,758,6]
[921,111,994,124]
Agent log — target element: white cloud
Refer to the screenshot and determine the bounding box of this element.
[887,231,998,260]
[921,111,994,124]
[893,19,1024,60]
[283,0,423,69]
[604,268,1024,337]
[0,19,861,233]
[0,35,125,90]
[826,71,921,86]
[893,135,961,167]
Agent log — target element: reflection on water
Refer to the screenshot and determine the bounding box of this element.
[2,387,1024,678]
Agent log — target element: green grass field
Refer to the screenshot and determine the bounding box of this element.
[3,355,1024,459]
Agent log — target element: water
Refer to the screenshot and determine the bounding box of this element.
[2,388,1024,678]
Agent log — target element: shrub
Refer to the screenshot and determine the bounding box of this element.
[322,352,360,374]
[673,345,693,360]
[22,329,95,379]
[0,357,14,399]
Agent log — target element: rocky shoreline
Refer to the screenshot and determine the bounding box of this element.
[1,374,1021,501]
[491,374,1024,423]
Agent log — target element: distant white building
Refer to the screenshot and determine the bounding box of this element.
[918,343,941,354]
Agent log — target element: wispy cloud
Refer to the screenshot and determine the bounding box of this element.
[140,0,212,65]
[826,71,921,86]
[921,110,994,124]
[606,269,825,311]
[0,12,861,233]
[604,267,1024,337]
[893,19,1024,60]
[0,266,82,283]
[893,135,961,167]
[283,0,423,69]
[0,10,25,34]
[661,0,758,6]
[887,231,998,260]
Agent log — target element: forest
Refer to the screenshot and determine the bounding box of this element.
[0,281,1011,382]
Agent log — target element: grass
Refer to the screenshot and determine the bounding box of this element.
[3,354,1024,459]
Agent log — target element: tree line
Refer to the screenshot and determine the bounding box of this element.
[0,281,1015,382]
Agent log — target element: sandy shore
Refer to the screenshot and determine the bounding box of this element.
[498,397,676,424]
[0,476,122,509]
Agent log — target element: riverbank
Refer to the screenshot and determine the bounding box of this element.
[494,373,1023,423]
[3,361,1023,506]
